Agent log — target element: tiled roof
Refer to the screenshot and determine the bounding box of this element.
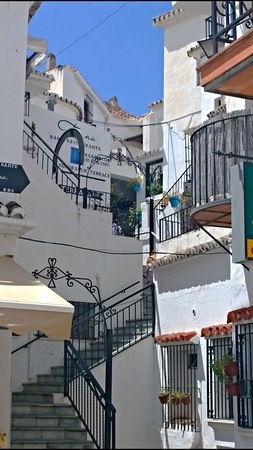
[104,97,144,121]
[148,234,232,269]
[227,306,253,323]
[201,323,232,338]
[154,331,197,344]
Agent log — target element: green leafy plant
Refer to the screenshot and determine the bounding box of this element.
[147,180,163,196]
[168,390,184,405]
[121,202,141,237]
[127,176,142,188]
[210,354,237,381]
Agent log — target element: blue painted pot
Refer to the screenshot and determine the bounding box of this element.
[169,196,180,208]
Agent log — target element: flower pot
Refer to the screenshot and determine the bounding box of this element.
[225,381,239,396]
[133,183,140,192]
[158,393,169,404]
[224,361,239,377]
[182,393,191,405]
[172,396,181,405]
[169,195,180,208]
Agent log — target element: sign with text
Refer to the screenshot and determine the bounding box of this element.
[0,162,30,193]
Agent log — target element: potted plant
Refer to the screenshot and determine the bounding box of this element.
[210,354,239,397]
[127,176,142,192]
[147,180,163,196]
[169,192,181,208]
[168,390,184,405]
[158,388,169,404]
[161,191,170,208]
[181,392,191,405]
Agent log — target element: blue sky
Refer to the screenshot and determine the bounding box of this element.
[28,1,172,117]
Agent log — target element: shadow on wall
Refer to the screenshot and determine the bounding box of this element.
[156,252,230,293]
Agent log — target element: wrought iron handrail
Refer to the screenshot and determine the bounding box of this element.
[64,341,116,449]
[159,206,195,243]
[71,283,155,366]
[205,1,253,55]
[23,120,81,204]
[154,165,192,212]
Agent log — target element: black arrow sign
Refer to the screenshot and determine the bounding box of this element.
[0,163,30,193]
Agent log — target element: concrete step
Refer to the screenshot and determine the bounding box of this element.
[11,427,88,442]
[22,381,64,394]
[12,414,82,428]
[12,392,54,404]
[12,404,76,416]
[37,374,65,384]
[11,442,93,449]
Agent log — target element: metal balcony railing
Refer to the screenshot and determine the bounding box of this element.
[191,109,253,209]
[205,1,253,56]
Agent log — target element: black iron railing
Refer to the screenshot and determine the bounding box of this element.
[64,341,116,449]
[205,1,253,55]
[70,283,155,369]
[159,343,198,432]
[207,336,234,420]
[191,110,253,209]
[236,322,253,428]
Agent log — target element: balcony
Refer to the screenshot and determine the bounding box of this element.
[197,1,253,99]
[190,109,253,228]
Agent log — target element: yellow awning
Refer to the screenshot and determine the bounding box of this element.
[0,256,74,340]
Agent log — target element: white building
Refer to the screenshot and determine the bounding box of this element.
[2,1,253,448]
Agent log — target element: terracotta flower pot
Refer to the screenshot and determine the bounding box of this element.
[158,393,169,404]
[225,381,239,396]
[224,361,239,377]
[182,393,191,405]
[172,396,181,405]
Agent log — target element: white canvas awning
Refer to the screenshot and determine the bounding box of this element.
[0,257,74,340]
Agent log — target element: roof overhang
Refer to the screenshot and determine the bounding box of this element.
[197,29,253,99]
[0,256,74,339]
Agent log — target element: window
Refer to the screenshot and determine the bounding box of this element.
[207,336,234,420]
[84,94,93,124]
[146,159,163,197]
[159,343,198,431]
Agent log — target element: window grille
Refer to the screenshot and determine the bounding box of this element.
[159,343,198,431]
[206,336,234,420]
[236,322,253,428]
[24,91,30,116]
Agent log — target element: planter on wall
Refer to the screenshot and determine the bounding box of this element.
[224,361,239,377]
[158,392,169,404]
[225,381,239,396]
[133,183,141,192]
[169,195,180,208]
[182,393,191,405]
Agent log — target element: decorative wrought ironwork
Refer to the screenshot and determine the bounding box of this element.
[32,257,102,304]
[205,1,253,55]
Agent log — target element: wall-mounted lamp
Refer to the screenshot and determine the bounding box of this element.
[197,37,224,59]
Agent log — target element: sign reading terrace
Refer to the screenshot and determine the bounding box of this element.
[0,163,30,193]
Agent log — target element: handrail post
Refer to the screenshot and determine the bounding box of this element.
[105,327,113,448]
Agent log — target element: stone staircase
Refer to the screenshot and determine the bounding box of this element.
[11,283,153,448]
[11,366,94,449]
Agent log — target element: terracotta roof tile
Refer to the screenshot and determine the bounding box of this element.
[104,96,143,121]
[154,331,197,344]
[201,323,232,338]
[227,306,253,323]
